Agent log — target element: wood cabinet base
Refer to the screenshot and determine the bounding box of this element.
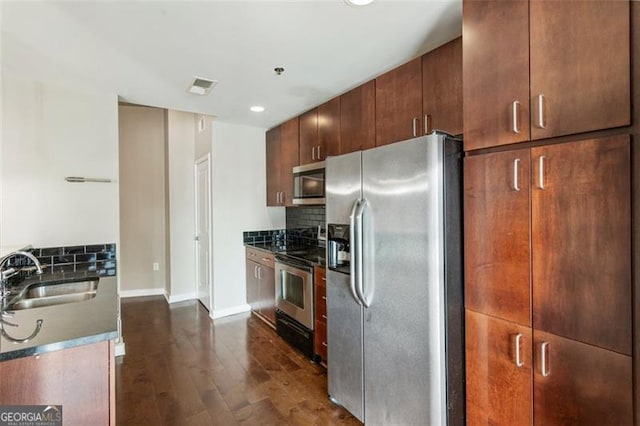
[0,340,115,425]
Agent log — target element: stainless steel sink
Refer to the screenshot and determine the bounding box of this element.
[23,279,98,299]
[7,278,99,311]
[10,292,96,310]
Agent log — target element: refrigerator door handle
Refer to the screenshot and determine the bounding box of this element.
[354,199,370,308]
[349,199,363,305]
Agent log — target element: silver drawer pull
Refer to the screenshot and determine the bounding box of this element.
[322,315,327,319]
[514,333,524,367]
[513,158,520,191]
[322,342,328,347]
[322,277,326,281]
[538,156,546,190]
[512,100,520,134]
[537,94,546,129]
[541,342,550,377]
[322,296,327,300]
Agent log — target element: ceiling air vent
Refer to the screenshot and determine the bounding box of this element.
[188,77,217,95]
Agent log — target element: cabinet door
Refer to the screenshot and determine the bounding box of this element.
[375,57,423,146]
[280,117,299,206]
[530,1,630,140]
[340,80,376,154]
[463,0,530,151]
[532,136,631,355]
[265,127,281,206]
[318,97,340,159]
[246,259,259,310]
[533,330,632,425]
[299,109,318,165]
[258,266,276,324]
[465,310,532,426]
[464,149,531,326]
[422,37,462,136]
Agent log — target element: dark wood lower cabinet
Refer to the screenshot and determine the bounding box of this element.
[0,340,115,425]
[466,310,532,426]
[533,330,632,425]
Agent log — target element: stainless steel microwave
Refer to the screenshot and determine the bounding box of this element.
[292,161,325,205]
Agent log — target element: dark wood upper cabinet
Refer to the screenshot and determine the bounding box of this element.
[463,0,530,151]
[375,57,423,146]
[299,108,318,165]
[529,1,630,140]
[265,126,281,206]
[533,330,632,425]
[464,149,531,327]
[463,0,630,151]
[318,97,340,159]
[466,310,532,426]
[279,117,299,207]
[422,37,463,136]
[532,135,631,355]
[340,81,376,154]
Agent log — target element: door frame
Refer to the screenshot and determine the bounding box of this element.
[194,153,213,311]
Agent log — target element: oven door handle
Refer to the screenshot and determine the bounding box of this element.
[354,198,369,308]
[349,199,363,306]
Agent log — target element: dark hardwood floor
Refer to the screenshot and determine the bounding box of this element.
[116,297,360,425]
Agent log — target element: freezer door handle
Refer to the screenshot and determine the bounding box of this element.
[349,199,363,305]
[354,198,370,308]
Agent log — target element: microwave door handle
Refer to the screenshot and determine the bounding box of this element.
[349,199,363,305]
[354,199,369,308]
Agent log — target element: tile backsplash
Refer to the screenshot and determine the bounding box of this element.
[243,206,327,249]
[6,243,117,276]
[286,206,325,229]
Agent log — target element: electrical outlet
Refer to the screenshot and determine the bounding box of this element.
[153,262,160,271]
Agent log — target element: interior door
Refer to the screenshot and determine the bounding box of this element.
[195,155,212,311]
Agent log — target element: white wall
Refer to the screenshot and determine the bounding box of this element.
[211,121,285,317]
[1,77,119,251]
[166,109,196,302]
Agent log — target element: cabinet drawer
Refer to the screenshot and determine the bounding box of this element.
[246,247,275,268]
[315,319,328,362]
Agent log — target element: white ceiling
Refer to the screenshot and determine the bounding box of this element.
[1,0,462,129]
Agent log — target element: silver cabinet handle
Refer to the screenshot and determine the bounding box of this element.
[322,314,327,319]
[322,277,326,281]
[541,342,550,377]
[322,296,327,300]
[513,158,520,192]
[349,199,363,305]
[538,156,546,190]
[317,145,321,160]
[424,114,431,135]
[312,146,316,161]
[412,117,418,137]
[512,100,521,134]
[514,333,524,367]
[322,342,328,347]
[537,94,546,129]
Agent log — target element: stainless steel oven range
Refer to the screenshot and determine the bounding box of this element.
[274,254,314,358]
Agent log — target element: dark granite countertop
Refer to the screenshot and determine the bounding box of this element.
[245,242,326,267]
[0,270,118,361]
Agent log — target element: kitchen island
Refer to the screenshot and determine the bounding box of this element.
[0,271,118,425]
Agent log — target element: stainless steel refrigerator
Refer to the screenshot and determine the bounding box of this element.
[325,133,464,425]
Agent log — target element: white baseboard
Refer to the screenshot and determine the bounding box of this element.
[212,304,251,319]
[119,288,165,298]
[164,292,196,304]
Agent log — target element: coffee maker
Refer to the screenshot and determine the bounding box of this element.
[327,224,350,269]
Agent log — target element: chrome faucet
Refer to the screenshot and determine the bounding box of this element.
[0,250,43,300]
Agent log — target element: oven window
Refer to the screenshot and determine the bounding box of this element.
[281,271,305,309]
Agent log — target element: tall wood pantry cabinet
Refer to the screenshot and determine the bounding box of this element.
[464,135,633,424]
[463,0,630,151]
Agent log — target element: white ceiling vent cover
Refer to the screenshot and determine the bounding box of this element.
[188,77,217,95]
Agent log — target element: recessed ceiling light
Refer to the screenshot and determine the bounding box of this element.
[250,106,265,113]
[187,76,217,96]
[344,0,374,6]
